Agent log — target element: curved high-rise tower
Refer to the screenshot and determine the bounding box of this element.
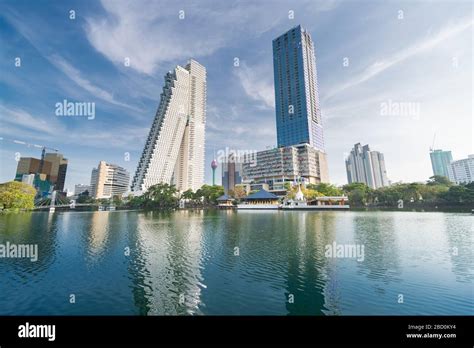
[132,60,206,194]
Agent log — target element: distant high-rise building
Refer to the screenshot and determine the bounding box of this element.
[44,153,68,192]
[14,157,53,195]
[15,157,52,179]
[273,25,324,151]
[15,154,68,192]
[222,153,242,195]
[430,149,453,178]
[132,59,206,194]
[448,155,474,184]
[345,143,389,189]
[90,161,130,199]
[74,184,91,196]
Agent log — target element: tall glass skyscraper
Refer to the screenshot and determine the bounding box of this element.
[429,149,453,178]
[272,25,324,151]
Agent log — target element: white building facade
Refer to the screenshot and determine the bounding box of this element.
[132,60,206,194]
[345,143,389,189]
[21,174,35,187]
[241,144,329,191]
[448,155,474,184]
[90,161,130,199]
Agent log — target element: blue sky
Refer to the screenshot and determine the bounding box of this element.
[0,0,472,192]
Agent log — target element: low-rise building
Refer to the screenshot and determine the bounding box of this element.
[237,189,280,209]
[216,194,235,208]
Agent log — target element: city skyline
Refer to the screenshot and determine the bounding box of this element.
[0,1,472,192]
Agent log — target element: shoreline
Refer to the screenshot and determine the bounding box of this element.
[1,205,472,214]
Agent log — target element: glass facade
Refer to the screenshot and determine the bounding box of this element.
[430,149,453,178]
[222,154,242,195]
[272,25,324,151]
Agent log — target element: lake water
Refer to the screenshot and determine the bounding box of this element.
[0,210,472,315]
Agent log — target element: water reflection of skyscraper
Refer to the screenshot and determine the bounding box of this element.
[442,214,473,283]
[352,213,400,283]
[284,212,336,315]
[129,211,205,315]
[87,211,111,259]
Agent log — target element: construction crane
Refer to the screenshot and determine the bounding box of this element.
[429,133,436,152]
[2,137,58,175]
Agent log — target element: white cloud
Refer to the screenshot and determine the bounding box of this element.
[84,0,339,75]
[1,9,142,112]
[84,1,235,74]
[0,104,148,150]
[49,55,139,111]
[234,62,275,109]
[324,17,474,101]
[0,104,64,135]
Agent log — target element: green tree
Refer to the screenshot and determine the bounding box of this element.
[441,184,474,204]
[302,187,323,200]
[0,181,36,210]
[77,193,94,204]
[427,175,452,186]
[307,183,343,196]
[98,198,110,205]
[128,195,145,209]
[143,183,179,209]
[342,183,371,206]
[198,184,224,205]
[182,189,194,200]
[349,189,367,206]
[112,195,123,207]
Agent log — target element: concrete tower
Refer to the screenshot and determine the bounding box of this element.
[131,59,207,194]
